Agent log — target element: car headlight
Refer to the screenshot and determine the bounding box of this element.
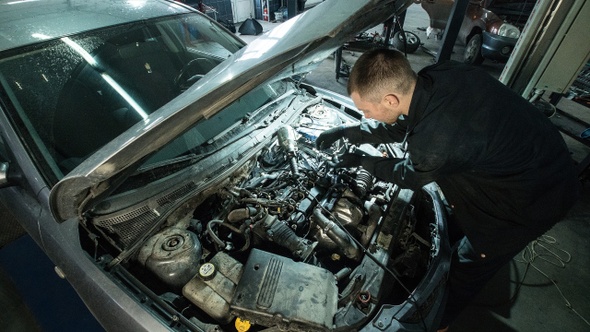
[497,23,520,39]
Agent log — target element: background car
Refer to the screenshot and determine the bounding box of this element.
[0,0,451,331]
[420,0,534,64]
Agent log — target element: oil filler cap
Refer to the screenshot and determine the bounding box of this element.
[198,262,216,281]
[235,317,251,332]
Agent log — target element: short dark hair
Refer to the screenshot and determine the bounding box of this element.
[347,48,417,102]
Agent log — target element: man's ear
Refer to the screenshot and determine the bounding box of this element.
[382,94,400,108]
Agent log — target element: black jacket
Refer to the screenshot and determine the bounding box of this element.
[364,61,580,257]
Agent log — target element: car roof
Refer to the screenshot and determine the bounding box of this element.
[0,0,190,52]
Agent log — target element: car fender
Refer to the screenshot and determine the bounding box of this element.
[460,3,488,43]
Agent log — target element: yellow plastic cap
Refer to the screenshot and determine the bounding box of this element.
[235,317,251,332]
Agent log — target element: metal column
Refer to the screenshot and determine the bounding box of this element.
[435,0,470,63]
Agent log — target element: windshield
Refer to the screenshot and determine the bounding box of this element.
[0,13,278,184]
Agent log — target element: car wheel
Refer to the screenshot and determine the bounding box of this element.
[392,31,420,54]
[464,33,484,65]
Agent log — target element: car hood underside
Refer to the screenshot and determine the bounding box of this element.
[50,0,413,221]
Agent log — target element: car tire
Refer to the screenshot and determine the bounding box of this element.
[392,31,420,54]
[464,33,484,65]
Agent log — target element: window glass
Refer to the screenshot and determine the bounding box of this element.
[0,14,252,181]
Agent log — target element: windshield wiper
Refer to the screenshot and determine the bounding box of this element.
[191,92,300,155]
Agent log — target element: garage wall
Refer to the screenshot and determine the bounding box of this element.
[187,0,307,23]
[184,0,235,23]
[203,0,234,22]
[254,0,282,21]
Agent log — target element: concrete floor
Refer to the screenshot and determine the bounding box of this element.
[1,4,589,332]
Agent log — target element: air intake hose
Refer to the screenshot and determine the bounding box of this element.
[254,214,315,260]
[313,208,361,261]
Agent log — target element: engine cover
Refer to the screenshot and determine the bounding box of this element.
[231,249,338,331]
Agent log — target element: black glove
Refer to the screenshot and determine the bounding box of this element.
[315,122,407,150]
[335,153,385,170]
[334,153,364,168]
[315,125,363,150]
[335,153,404,184]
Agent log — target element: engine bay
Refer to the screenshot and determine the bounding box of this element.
[79,99,442,331]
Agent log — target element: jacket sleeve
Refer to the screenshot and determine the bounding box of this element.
[359,119,408,143]
[369,156,442,190]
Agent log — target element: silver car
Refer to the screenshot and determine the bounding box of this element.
[0,0,450,331]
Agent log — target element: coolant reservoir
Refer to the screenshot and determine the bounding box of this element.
[182,252,243,323]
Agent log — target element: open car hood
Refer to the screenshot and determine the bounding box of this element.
[50,0,411,221]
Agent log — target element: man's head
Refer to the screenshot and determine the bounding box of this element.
[347,48,417,124]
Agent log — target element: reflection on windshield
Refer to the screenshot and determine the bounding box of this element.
[0,13,247,182]
[145,81,288,165]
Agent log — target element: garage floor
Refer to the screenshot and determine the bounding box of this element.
[1,4,589,332]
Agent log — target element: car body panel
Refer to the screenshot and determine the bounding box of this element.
[0,0,189,52]
[420,0,454,31]
[360,183,451,331]
[458,2,518,63]
[421,0,506,43]
[0,108,168,331]
[458,3,501,43]
[481,0,535,28]
[481,30,516,60]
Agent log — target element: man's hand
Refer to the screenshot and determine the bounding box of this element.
[333,153,404,185]
[315,125,363,150]
[335,153,364,168]
[334,153,383,172]
[315,121,406,150]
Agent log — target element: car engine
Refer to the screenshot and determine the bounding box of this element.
[81,101,440,332]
